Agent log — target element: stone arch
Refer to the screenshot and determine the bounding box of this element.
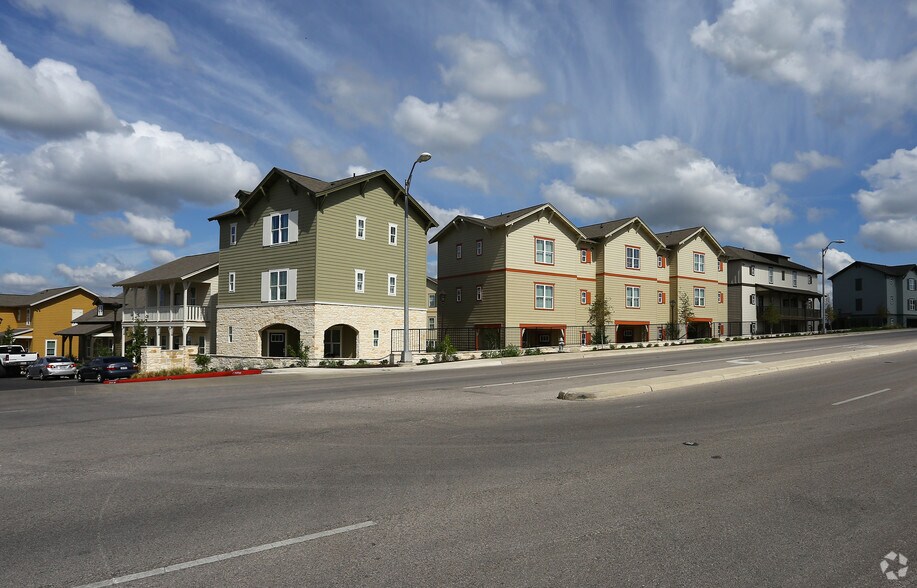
[323,324,358,358]
[259,323,301,357]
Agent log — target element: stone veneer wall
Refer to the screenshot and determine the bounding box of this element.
[139,345,197,372]
[216,302,425,360]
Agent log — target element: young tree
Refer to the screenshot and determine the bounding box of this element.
[588,297,613,344]
[0,325,14,345]
[763,304,781,334]
[677,291,695,338]
[124,320,148,364]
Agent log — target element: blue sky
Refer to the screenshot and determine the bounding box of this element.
[0,0,915,296]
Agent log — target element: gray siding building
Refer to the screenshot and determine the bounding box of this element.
[830,261,917,328]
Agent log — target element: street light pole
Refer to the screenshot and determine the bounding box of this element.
[401,152,432,364]
[821,239,845,334]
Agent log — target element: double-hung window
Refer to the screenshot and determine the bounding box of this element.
[355,270,365,293]
[768,267,774,284]
[388,223,397,246]
[693,252,705,273]
[625,286,640,308]
[535,238,554,265]
[535,284,554,309]
[456,243,463,259]
[356,216,366,239]
[792,271,798,287]
[229,223,237,246]
[694,287,706,307]
[750,265,756,276]
[373,330,380,347]
[428,293,436,307]
[228,272,236,293]
[476,240,483,256]
[270,270,288,301]
[456,287,462,302]
[657,255,665,268]
[658,291,665,304]
[476,285,483,302]
[908,278,917,291]
[908,299,917,311]
[626,246,640,269]
[271,212,289,245]
[387,274,397,296]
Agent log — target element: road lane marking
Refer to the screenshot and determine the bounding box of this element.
[74,520,376,588]
[727,359,762,365]
[832,388,891,406]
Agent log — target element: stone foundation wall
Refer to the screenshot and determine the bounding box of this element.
[140,345,197,372]
[216,304,316,357]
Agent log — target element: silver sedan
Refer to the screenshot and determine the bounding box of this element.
[25,356,78,380]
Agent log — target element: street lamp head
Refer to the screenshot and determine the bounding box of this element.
[416,152,432,163]
[834,239,846,244]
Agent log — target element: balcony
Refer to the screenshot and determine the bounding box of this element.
[123,305,209,324]
[759,306,820,320]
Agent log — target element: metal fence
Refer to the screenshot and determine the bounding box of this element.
[390,321,806,354]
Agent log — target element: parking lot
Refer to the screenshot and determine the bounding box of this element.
[0,371,111,393]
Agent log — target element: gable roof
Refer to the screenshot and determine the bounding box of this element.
[829,260,917,281]
[113,252,219,287]
[655,226,726,256]
[208,167,439,230]
[429,202,591,244]
[579,216,666,249]
[0,286,99,308]
[723,245,819,273]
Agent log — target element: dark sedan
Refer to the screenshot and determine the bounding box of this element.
[77,357,138,382]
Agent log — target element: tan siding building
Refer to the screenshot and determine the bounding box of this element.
[0,287,98,359]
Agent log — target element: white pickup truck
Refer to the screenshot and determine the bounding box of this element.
[0,345,40,376]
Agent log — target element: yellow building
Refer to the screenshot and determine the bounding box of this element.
[0,286,99,359]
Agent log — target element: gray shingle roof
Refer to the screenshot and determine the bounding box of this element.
[577,217,636,240]
[113,252,219,287]
[723,245,819,273]
[655,227,704,247]
[829,260,917,280]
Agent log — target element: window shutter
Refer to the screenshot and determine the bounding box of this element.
[261,271,269,301]
[287,269,297,300]
[587,250,592,263]
[288,210,299,243]
[586,292,592,304]
[262,216,271,246]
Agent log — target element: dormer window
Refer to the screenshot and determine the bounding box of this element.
[97,304,104,317]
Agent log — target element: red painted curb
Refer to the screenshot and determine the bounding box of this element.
[110,369,262,384]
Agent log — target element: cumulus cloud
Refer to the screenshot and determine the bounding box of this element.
[289,139,371,180]
[429,165,490,193]
[54,261,137,291]
[854,146,917,251]
[148,248,177,265]
[436,34,543,101]
[17,121,261,214]
[0,160,73,247]
[794,231,830,251]
[0,272,48,292]
[93,212,190,246]
[806,207,832,223]
[823,247,855,280]
[0,41,121,136]
[540,180,617,221]
[418,200,483,227]
[15,0,178,61]
[770,150,842,182]
[393,94,503,150]
[317,64,395,127]
[533,136,790,250]
[691,0,917,124]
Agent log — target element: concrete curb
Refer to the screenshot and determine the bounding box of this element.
[557,341,917,401]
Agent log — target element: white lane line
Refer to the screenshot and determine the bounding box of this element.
[74,520,376,588]
[832,388,891,406]
[464,342,876,390]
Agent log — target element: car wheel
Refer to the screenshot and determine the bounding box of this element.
[25,371,32,380]
[39,371,46,381]
[77,372,84,382]
[95,372,103,383]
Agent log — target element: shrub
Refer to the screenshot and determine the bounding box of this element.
[523,347,542,356]
[420,357,429,364]
[194,354,212,372]
[434,335,458,362]
[356,359,368,366]
[285,341,310,367]
[381,358,389,365]
[133,367,191,378]
[502,345,522,357]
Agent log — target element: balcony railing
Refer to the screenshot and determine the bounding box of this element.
[760,306,821,320]
[123,305,209,323]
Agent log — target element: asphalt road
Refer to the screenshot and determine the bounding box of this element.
[1,330,915,587]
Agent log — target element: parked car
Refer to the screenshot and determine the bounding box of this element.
[0,345,39,376]
[25,356,78,380]
[77,357,138,382]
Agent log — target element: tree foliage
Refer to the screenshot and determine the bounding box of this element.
[588,297,613,344]
[124,320,148,364]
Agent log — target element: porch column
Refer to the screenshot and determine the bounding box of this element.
[169,283,176,321]
[167,326,174,350]
[121,326,126,355]
[155,326,161,348]
[182,326,191,350]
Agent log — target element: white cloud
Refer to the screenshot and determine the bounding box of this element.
[148,248,176,265]
[540,180,617,221]
[823,247,855,280]
[0,41,121,136]
[54,261,137,290]
[806,207,832,223]
[429,166,490,193]
[0,272,48,292]
[393,94,503,150]
[533,136,790,250]
[93,212,190,246]
[15,0,178,61]
[318,65,394,127]
[770,150,842,182]
[0,160,72,247]
[794,231,829,251]
[18,121,261,215]
[289,139,371,180]
[417,200,483,228]
[854,146,917,251]
[691,0,917,124]
[436,34,543,101]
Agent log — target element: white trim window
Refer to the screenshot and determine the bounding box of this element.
[476,285,483,301]
[229,223,238,245]
[45,339,57,356]
[355,270,365,293]
[535,284,554,309]
[372,329,380,347]
[476,240,483,256]
[792,271,798,287]
[693,252,705,273]
[388,274,397,296]
[456,287,462,302]
[271,212,289,244]
[270,270,288,301]
[228,326,234,343]
[750,294,756,305]
[428,317,436,330]
[908,299,917,311]
[535,238,554,264]
[626,246,640,269]
[97,304,104,317]
[581,291,588,304]
[428,293,436,307]
[388,223,398,246]
[228,272,236,293]
[750,265,756,276]
[356,216,366,240]
[625,286,640,308]
[694,287,706,307]
[768,267,774,284]
[456,243,463,259]
[908,278,917,291]
[582,249,589,263]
